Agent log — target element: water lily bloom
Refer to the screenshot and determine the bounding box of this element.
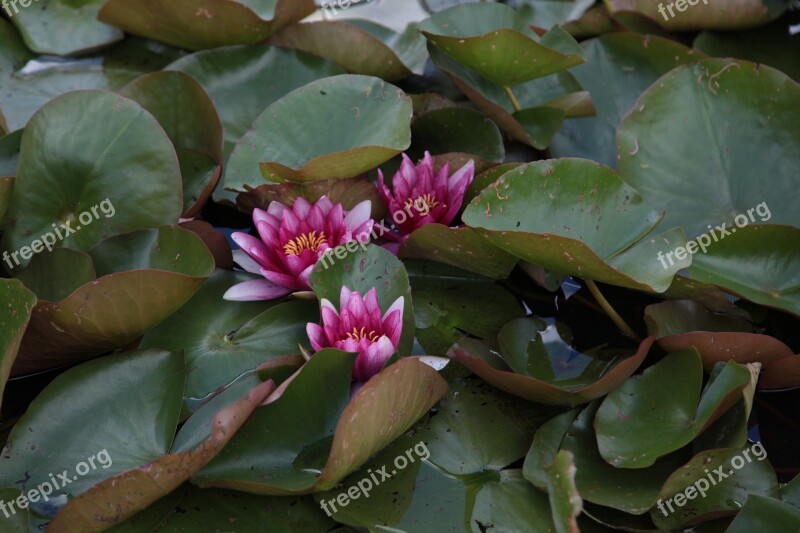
[377,151,474,237]
[307,287,404,381]
[224,197,373,301]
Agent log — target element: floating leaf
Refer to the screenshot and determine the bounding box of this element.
[462,159,689,292]
[449,318,654,407]
[0,279,35,410]
[595,349,752,468]
[98,0,316,50]
[617,59,800,239]
[119,71,223,217]
[605,0,791,31]
[10,0,123,56]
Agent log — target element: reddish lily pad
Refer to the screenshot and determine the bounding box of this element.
[12,226,214,376]
[47,379,276,531]
[193,350,447,494]
[448,317,654,407]
[644,300,796,389]
[98,0,316,50]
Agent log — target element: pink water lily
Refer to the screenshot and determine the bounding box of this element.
[307,287,404,381]
[377,151,474,237]
[224,196,373,301]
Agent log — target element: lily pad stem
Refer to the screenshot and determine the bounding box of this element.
[503,86,522,112]
[584,279,641,341]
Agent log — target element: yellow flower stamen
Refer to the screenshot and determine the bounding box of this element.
[346,326,380,342]
[405,193,441,214]
[283,231,327,256]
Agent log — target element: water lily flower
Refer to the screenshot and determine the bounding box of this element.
[377,151,474,238]
[307,287,404,381]
[224,197,373,301]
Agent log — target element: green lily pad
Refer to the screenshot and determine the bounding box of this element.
[0,129,21,178]
[47,378,276,531]
[405,260,523,355]
[449,319,654,407]
[727,494,800,532]
[462,159,689,292]
[688,225,800,316]
[0,487,29,531]
[409,106,504,162]
[140,269,317,408]
[418,3,584,86]
[605,0,791,31]
[0,349,184,523]
[510,0,596,29]
[11,0,123,56]
[311,244,415,357]
[194,351,448,494]
[471,469,559,532]
[595,349,752,468]
[651,446,779,530]
[0,177,12,229]
[0,279,35,410]
[428,45,592,149]
[694,11,800,82]
[550,33,704,167]
[14,248,96,302]
[118,71,223,217]
[270,20,427,80]
[98,0,316,50]
[12,226,214,376]
[166,45,343,183]
[224,75,411,189]
[524,401,691,514]
[1,90,183,265]
[617,58,800,239]
[644,300,796,381]
[544,450,582,533]
[400,224,519,279]
[109,484,335,532]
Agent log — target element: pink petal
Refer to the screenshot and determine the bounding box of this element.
[297,264,315,289]
[353,336,396,381]
[306,323,327,351]
[339,286,353,311]
[267,201,287,219]
[344,200,372,233]
[381,295,405,346]
[223,279,292,301]
[260,268,301,290]
[292,196,312,218]
[232,249,262,274]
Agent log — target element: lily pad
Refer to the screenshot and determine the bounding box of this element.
[418,3,584,87]
[405,260,523,355]
[550,33,704,167]
[270,20,427,80]
[594,349,753,468]
[0,279,36,410]
[118,71,223,217]
[12,226,214,376]
[544,450,582,533]
[399,224,519,279]
[224,75,411,189]
[617,58,800,239]
[462,159,689,292]
[193,351,448,494]
[11,0,123,56]
[1,90,183,265]
[0,129,21,178]
[449,318,654,407]
[140,269,317,408]
[727,494,800,532]
[605,0,791,31]
[644,300,797,383]
[651,446,779,530]
[688,225,800,316]
[47,378,276,531]
[0,349,184,523]
[409,106,504,162]
[14,248,96,302]
[98,0,316,50]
